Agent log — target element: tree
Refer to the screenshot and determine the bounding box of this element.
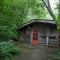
[41,0,58,20]
[41,0,60,31]
[57,0,60,30]
[58,0,60,19]
[0,0,46,41]
[27,0,46,19]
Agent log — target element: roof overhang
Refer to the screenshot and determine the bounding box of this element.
[17,19,57,30]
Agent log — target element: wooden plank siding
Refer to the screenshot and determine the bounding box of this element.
[19,26,32,44]
[18,20,57,47]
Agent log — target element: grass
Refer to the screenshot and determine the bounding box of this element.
[53,48,60,60]
[48,48,60,60]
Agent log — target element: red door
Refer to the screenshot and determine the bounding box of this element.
[32,29,39,46]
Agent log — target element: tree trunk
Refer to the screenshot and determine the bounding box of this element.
[42,0,56,20]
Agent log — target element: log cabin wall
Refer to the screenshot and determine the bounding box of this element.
[19,22,57,47]
[30,22,57,47]
[20,26,31,44]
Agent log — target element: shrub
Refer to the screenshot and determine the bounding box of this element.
[54,48,60,60]
[0,26,18,42]
[0,40,19,60]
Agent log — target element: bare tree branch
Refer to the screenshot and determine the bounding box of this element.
[42,0,48,8]
[42,0,56,20]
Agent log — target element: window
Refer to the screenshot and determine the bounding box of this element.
[32,29,38,40]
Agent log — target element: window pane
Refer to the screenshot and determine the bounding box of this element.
[32,29,38,40]
[33,37,36,40]
[35,37,38,40]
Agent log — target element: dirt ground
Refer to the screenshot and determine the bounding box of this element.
[13,46,57,60]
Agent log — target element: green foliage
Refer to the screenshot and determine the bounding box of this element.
[0,41,19,60]
[0,26,17,41]
[0,0,46,25]
[53,48,60,60]
[0,0,47,59]
[27,0,46,18]
[56,2,60,31]
[48,48,60,60]
[0,0,46,41]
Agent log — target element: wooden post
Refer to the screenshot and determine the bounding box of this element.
[46,36,49,47]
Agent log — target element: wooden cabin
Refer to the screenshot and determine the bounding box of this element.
[17,19,58,47]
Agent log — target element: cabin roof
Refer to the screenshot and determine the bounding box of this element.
[17,19,56,30]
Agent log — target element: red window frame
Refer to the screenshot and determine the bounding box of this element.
[32,29,38,40]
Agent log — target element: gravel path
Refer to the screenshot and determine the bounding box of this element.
[30,47,56,60]
[14,46,56,60]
